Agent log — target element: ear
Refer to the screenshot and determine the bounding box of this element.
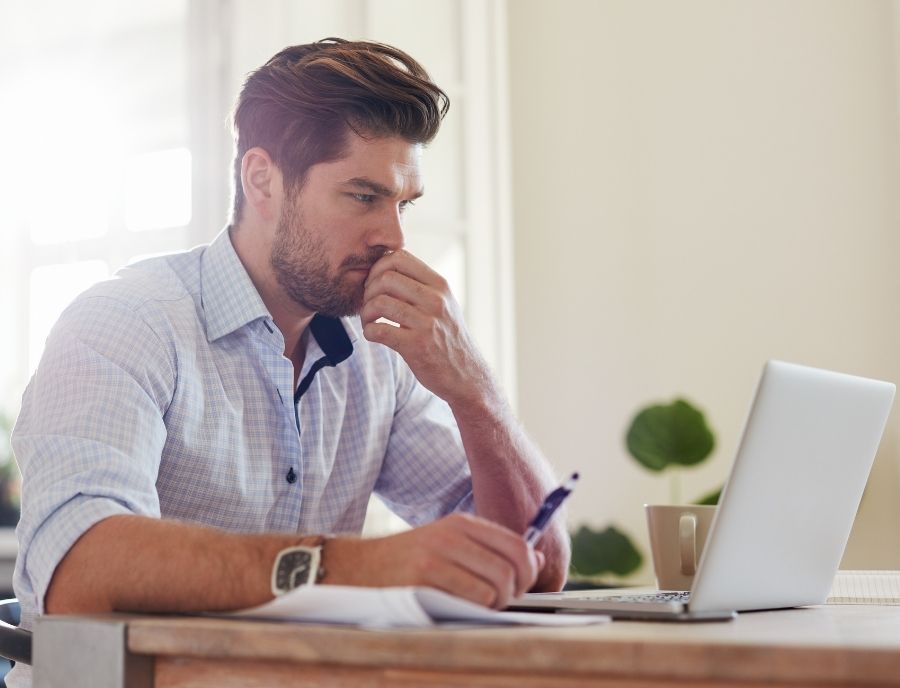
[240,147,283,222]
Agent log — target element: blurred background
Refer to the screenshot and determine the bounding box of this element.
[1,0,899,588]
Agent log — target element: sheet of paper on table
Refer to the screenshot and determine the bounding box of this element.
[828,570,900,605]
[223,585,611,628]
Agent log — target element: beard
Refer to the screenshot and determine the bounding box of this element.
[270,193,385,318]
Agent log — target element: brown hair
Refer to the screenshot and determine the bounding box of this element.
[230,37,449,224]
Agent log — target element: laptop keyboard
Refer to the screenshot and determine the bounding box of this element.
[570,591,692,604]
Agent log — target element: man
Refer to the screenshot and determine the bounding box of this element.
[10,37,568,684]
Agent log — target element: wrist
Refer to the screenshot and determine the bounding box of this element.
[270,536,328,596]
[319,534,409,589]
[317,536,371,587]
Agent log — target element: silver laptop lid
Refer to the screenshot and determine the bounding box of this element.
[690,360,895,613]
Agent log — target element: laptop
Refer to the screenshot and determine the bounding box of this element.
[512,360,895,621]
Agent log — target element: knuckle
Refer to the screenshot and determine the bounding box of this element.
[365,324,394,347]
[425,291,443,313]
[381,270,399,289]
[495,586,512,610]
[424,316,439,336]
[520,551,538,581]
[373,294,392,310]
[361,304,378,323]
[499,560,516,586]
[477,584,497,609]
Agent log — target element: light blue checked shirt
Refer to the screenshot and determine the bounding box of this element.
[10,228,474,647]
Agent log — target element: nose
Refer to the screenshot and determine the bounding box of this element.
[369,207,405,252]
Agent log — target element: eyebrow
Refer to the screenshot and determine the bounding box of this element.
[342,177,424,200]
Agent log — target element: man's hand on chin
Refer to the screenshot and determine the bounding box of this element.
[360,249,491,408]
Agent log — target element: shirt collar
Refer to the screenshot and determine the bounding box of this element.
[201,227,271,343]
[308,312,355,365]
[200,227,359,358]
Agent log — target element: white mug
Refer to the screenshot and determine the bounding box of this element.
[645,504,717,591]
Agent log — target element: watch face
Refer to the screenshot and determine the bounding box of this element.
[276,550,313,591]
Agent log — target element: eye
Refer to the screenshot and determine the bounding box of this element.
[352,193,376,204]
[399,199,416,213]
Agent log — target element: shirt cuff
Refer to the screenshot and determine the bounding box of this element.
[25,495,134,614]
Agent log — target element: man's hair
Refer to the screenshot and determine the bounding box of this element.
[230,37,449,224]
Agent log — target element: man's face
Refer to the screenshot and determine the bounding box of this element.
[270,133,423,317]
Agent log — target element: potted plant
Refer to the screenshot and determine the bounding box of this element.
[625,398,720,505]
[0,415,20,527]
[567,397,720,586]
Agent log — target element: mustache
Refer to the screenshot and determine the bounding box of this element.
[340,247,389,271]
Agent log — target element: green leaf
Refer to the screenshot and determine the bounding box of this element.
[694,486,722,505]
[569,524,643,577]
[625,398,715,472]
[0,414,20,525]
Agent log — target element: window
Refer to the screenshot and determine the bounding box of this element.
[0,1,192,410]
[28,261,110,373]
[125,148,193,232]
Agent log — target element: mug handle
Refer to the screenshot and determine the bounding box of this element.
[679,513,697,575]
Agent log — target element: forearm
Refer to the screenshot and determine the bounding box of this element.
[359,251,570,589]
[44,511,545,614]
[450,386,571,592]
[44,514,316,614]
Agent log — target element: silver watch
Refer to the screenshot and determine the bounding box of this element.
[271,544,323,596]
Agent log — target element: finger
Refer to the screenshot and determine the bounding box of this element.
[359,294,427,330]
[436,531,518,609]
[363,320,410,351]
[364,269,437,311]
[452,514,539,598]
[419,559,502,609]
[366,249,442,290]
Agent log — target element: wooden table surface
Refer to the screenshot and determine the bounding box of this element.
[112,604,900,688]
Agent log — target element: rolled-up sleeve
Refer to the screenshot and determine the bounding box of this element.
[373,355,474,525]
[12,294,174,614]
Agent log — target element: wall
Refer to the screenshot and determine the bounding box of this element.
[508,0,900,580]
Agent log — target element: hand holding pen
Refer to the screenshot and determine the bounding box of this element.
[523,472,579,546]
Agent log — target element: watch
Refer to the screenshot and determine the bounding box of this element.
[271,541,325,596]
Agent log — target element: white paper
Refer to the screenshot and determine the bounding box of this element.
[224,585,610,628]
[828,570,900,605]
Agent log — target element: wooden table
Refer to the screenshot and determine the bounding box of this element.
[32,604,900,687]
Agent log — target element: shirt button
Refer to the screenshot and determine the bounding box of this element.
[286,467,298,484]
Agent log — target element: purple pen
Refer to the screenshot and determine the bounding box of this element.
[523,472,579,546]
